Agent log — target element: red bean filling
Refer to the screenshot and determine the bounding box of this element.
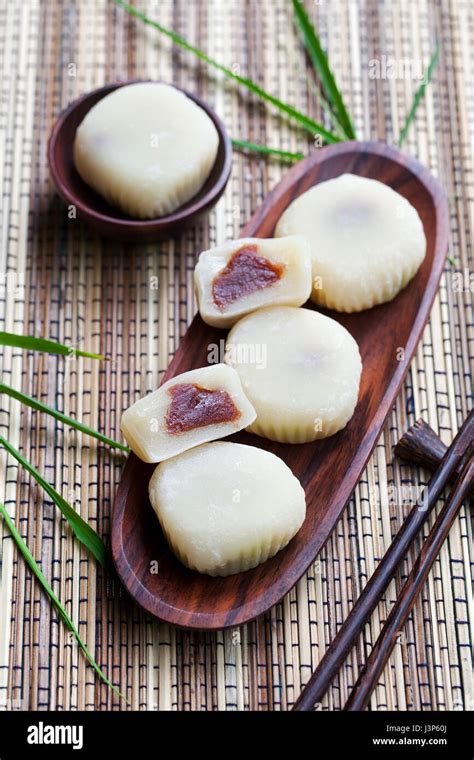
[165,383,241,434]
[212,244,285,309]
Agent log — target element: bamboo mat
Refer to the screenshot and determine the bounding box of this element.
[0,0,472,711]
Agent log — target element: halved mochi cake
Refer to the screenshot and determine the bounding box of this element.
[225,306,362,443]
[274,173,426,312]
[148,441,306,576]
[194,235,312,328]
[121,364,256,463]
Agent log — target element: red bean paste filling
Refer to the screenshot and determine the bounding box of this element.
[165,383,241,434]
[212,244,285,309]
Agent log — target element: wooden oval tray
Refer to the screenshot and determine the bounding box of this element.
[112,140,449,630]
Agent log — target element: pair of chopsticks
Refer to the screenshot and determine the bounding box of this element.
[293,411,473,711]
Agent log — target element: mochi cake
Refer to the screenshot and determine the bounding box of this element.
[274,173,426,312]
[120,364,256,463]
[148,441,306,576]
[194,235,312,328]
[225,306,362,443]
[73,82,219,219]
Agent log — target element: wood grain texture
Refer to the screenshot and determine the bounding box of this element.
[112,140,449,629]
[395,418,474,495]
[395,418,449,471]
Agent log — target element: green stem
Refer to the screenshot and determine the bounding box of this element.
[0,382,129,452]
[0,502,127,704]
[0,331,107,360]
[398,46,440,147]
[113,0,341,144]
[232,139,305,162]
[292,0,356,140]
[0,436,110,568]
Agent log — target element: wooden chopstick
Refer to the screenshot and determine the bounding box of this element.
[293,411,473,711]
[394,417,448,470]
[394,417,473,495]
[344,451,473,711]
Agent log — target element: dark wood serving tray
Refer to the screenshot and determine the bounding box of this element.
[112,140,449,630]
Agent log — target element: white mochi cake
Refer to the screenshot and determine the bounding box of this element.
[225,306,362,443]
[120,364,256,463]
[148,441,306,576]
[274,173,426,312]
[73,82,219,218]
[194,235,312,328]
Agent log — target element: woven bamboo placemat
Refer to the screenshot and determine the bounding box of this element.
[0,0,472,711]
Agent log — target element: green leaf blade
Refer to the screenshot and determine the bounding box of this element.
[398,46,439,147]
[0,436,110,568]
[0,331,106,360]
[0,382,129,452]
[0,501,127,703]
[113,0,341,144]
[232,138,304,162]
[292,0,356,140]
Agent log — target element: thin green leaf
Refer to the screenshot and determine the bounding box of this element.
[447,253,456,267]
[0,382,129,453]
[113,0,341,144]
[0,331,107,360]
[0,501,127,704]
[311,84,348,139]
[398,46,439,147]
[295,59,347,140]
[0,436,110,568]
[232,139,304,162]
[292,55,346,137]
[292,0,356,140]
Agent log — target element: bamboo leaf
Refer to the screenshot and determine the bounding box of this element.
[113,0,341,144]
[0,436,110,568]
[232,139,304,162]
[398,46,439,147]
[292,0,356,140]
[0,382,129,453]
[310,84,348,138]
[0,501,127,704]
[0,331,107,360]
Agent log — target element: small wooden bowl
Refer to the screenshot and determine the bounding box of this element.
[47,81,233,242]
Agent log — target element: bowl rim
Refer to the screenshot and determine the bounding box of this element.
[47,79,233,230]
